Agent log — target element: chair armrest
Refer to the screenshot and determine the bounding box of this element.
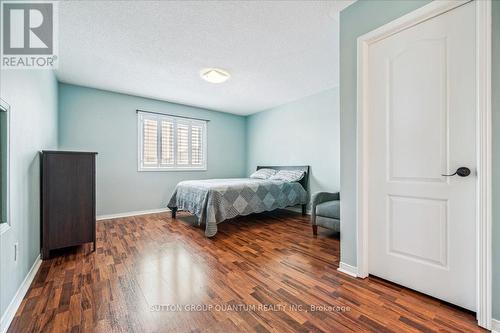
[311,192,340,224]
[312,192,339,206]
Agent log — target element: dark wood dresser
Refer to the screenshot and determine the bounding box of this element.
[40,151,97,259]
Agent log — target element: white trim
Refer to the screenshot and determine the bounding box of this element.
[356,0,470,46]
[355,0,492,329]
[138,167,207,172]
[0,99,10,230]
[97,208,170,221]
[0,223,10,235]
[475,0,492,328]
[137,112,208,172]
[491,319,500,333]
[0,255,41,333]
[337,262,358,278]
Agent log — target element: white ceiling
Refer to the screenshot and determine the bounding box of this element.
[56,1,354,115]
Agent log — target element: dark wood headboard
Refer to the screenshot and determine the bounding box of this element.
[256,165,310,192]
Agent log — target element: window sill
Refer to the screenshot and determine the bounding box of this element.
[138,167,207,172]
[0,223,11,235]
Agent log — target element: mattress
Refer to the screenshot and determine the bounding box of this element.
[167,178,308,237]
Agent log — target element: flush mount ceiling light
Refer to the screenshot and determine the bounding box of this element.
[200,68,230,83]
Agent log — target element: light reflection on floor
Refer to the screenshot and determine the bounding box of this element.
[136,242,207,306]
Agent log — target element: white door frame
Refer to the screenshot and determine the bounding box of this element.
[355,0,492,329]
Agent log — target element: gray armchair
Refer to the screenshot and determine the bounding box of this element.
[311,192,340,235]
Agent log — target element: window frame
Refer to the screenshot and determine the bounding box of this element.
[0,99,11,235]
[137,112,208,172]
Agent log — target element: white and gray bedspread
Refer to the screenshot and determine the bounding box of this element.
[167,178,308,237]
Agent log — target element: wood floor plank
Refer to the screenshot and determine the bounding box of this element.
[7,210,485,333]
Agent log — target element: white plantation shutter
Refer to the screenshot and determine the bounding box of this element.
[161,120,174,165]
[191,124,203,165]
[142,119,158,165]
[176,123,189,165]
[138,112,207,170]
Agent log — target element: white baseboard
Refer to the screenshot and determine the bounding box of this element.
[491,318,500,333]
[98,207,309,221]
[0,255,42,333]
[337,262,358,278]
[97,208,170,221]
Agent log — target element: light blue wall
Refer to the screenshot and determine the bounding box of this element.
[340,0,499,321]
[492,0,500,322]
[0,70,58,317]
[59,84,341,215]
[58,83,247,216]
[246,88,340,204]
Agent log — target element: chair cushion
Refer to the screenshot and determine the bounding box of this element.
[316,200,340,219]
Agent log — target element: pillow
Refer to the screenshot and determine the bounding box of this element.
[250,168,277,179]
[269,170,305,182]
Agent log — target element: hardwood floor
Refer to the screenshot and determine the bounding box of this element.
[8,210,484,333]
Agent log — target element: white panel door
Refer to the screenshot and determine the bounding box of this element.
[367,2,476,311]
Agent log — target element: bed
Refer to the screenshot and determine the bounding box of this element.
[167,166,310,237]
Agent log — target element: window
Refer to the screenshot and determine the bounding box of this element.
[0,99,10,232]
[138,111,207,171]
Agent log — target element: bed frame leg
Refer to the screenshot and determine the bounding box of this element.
[171,208,177,219]
[312,225,318,236]
[301,204,307,216]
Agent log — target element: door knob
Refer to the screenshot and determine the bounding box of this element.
[441,167,471,177]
